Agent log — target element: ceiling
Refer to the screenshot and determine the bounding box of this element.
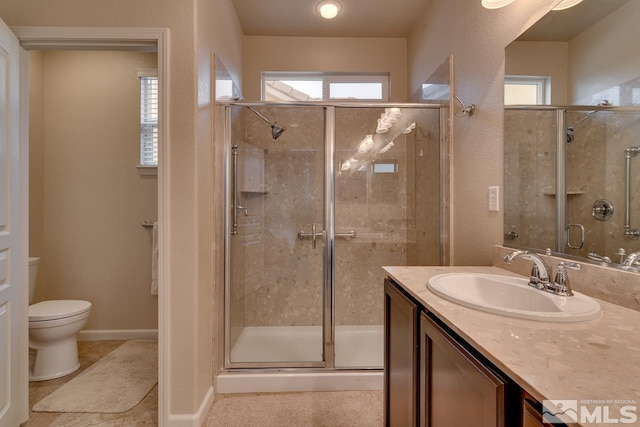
[517,0,630,42]
[230,0,429,38]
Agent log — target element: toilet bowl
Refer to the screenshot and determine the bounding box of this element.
[28,257,92,381]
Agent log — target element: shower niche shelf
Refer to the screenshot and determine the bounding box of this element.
[543,190,585,197]
[238,143,267,193]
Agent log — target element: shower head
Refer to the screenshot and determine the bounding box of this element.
[247,106,285,140]
[566,127,575,143]
[271,124,285,140]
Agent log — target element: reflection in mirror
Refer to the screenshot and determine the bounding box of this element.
[413,54,452,104]
[503,0,640,271]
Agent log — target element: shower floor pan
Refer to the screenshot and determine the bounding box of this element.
[229,325,383,367]
[219,325,384,393]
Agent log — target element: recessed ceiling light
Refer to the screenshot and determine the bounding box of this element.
[481,0,515,9]
[551,0,583,10]
[316,0,343,19]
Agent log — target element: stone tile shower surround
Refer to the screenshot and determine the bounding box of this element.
[228,105,442,348]
[567,111,640,260]
[494,245,640,312]
[504,109,556,250]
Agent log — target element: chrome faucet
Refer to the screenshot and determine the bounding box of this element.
[622,251,640,268]
[503,250,581,296]
[503,250,553,290]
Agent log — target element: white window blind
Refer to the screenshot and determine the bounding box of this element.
[140,76,158,166]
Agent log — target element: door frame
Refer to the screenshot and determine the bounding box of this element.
[11,26,169,427]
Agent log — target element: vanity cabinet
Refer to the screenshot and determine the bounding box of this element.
[384,278,419,426]
[420,313,508,427]
[385,278,531,427]
[522,392,554,427]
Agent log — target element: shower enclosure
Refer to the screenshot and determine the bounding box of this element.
[223,102,446,375]
[504,106,640,264]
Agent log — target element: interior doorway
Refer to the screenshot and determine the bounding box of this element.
[25,48,159,424]
[13,26,169,426]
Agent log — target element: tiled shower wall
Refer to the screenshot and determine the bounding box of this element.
[504,109,556,250]
[228,106,441,344]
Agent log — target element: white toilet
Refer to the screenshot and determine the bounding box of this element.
[28,257,92,381]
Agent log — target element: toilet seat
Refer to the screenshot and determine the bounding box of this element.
[29,300,92,322]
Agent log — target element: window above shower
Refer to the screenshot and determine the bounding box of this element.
[504,75,550,105]
[262,72,389,102]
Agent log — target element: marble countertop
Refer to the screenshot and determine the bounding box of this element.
[383,266,640,425]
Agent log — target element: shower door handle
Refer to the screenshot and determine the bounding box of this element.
[298,223,324,249]
[297,224,356,249]
[566,223,585,250]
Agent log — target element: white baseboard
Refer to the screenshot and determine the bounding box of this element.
[78,329,158,341]
[167,386,214,427]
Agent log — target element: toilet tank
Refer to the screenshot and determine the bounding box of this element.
[28,257,40,304]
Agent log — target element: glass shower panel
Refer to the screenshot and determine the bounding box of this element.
[565,110,640,262]
[333,107,441,369]
[228,105,326,366]
[503,109,557,251]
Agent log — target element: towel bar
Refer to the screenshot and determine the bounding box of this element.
[141,219,155,228]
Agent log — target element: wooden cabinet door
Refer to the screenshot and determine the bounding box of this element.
[384,279,419,427]
[420,313,506,427]
[523,400,545,427]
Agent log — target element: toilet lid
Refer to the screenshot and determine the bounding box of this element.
[29,300,92,321]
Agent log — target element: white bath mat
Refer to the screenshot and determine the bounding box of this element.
[33,340,158,414]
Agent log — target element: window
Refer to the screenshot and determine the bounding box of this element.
[139,73,158,167]
[505,76,549,105]
[262,72,389,102]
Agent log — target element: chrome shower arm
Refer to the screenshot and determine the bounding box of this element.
[247,106,274,126]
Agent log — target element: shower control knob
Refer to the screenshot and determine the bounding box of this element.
[592,199,614,221]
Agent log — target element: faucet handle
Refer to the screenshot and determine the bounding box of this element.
[552,262,581,296]
[559,261,582,272]
[529,265,546,290]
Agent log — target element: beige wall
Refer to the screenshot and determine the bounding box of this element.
[243,36,408,102]
[0,0,244,417]
[29,50,158,331]
[407,0,557,265]
[568,0,640,105]
[29,51,44,262]
[505,41,568,105]
[196,0,245,398]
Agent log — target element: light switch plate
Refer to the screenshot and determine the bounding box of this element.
[489,186,499,212]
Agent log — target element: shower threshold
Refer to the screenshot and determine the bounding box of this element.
[218,325,383,393]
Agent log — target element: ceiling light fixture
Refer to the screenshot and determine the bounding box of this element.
[551,0,583,10]
[481,0,515,9]
[316,0,343,19]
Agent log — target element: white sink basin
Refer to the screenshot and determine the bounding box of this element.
[427,273,601,322]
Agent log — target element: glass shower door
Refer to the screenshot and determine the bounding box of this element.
[226,105,327,367]
[333,106,442,368]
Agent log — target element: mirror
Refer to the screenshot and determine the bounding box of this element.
[503,0,640,270]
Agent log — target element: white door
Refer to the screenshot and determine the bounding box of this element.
[0,16,28,427]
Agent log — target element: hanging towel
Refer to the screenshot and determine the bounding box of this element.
[151,221,159,295]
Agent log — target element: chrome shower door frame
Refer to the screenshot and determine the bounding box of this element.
[223,104,328,369]
[223,102,446,371]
